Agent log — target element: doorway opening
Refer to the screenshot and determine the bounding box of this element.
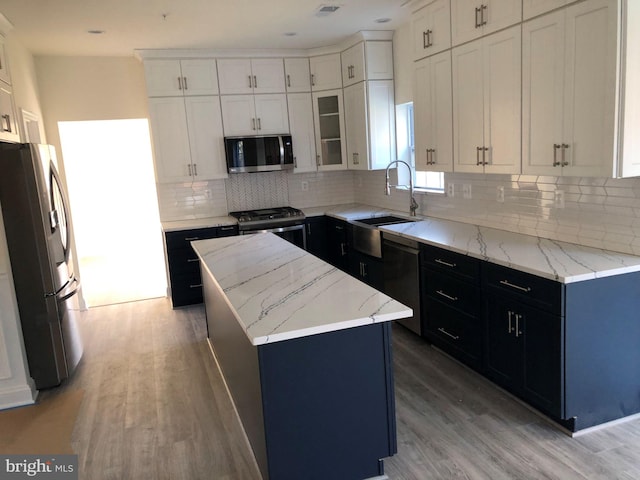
[58,119,166,307]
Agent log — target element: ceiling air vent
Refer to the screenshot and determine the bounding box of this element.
[315,5,341,17]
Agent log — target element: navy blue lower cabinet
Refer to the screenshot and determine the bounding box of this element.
[204,268,396,480]
[485,294,563,418]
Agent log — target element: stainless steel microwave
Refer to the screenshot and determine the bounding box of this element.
[224,135,294,173]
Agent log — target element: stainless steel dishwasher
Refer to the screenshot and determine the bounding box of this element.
[382,232,422,336]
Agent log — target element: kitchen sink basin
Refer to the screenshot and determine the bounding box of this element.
[352,215,414,227]
[350,215,416,258]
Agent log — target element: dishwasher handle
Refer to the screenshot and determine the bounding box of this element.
[383,239,420,256]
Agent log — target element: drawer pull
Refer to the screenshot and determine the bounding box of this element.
[219,226,234,231]
[187,258,199,263]
[500,280,532,293]
[185,236,200,241]
[436,290,458,302]
[438,327,460,341]
[435,258,456,268]
[189,284,203,289]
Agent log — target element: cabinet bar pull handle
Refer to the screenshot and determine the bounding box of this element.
[508,310,513,333]
[316,154,321,166]
[311,74,315,86]
[306,224,311,235]
[515,314,522,338]
[362,262,367,277]
[435,258,456,268]
[193,163,198,176]
[438,327,460,340]
[287,74,291,87]
[220,226,235,231]
[475,6,481,28]
[183,76,188,90]
[187,258,199,263]
[483,146,489,165]
[253,75,257,88]
[189,284,203,289]
[188,164,192,176]
[431,148,436,165]
[1,114,11,132]
[553,143,562,166]
[500,280,532,293]
[562,143,570,166]
[340,242,346,256]
[257,118,262,130]
[252,118,256,130]
[476,146,483,165]
[481,5,488,26]
[423,31,428,49]
[178,77,183,90]
[248,75,253,88]
[426,29,433,48]
[436,290,458,302]
[184,237,200,241]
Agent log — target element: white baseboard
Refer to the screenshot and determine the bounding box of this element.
[0,382,37,410]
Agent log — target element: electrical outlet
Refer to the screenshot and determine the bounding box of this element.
[497,186,504,203]
[463,184,472,199]
[301,181,309,192]
[555,190,565,208]
[447,183,455,197]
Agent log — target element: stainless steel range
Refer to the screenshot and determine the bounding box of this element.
[229,206,306,249]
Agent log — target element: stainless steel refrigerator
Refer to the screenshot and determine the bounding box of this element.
[0,142,83,389]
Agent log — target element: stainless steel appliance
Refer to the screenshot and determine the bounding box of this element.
[224,135,294,173]
[382,232,422,335]
[230,207,306,249]
[350,215,416,258]
[0,142,83,389]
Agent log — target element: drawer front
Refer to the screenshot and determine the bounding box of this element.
[421,244,480,282]
[165,227,222,251]
[424,268,480,316]
[168,254,201,276]
[482,263,562,312]
[425,298,482,369]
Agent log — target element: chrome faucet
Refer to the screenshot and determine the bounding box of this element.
[385,160,419,217]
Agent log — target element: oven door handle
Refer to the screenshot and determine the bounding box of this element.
[242,224,305,235]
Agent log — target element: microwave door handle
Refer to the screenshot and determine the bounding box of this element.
[278,135,285,165]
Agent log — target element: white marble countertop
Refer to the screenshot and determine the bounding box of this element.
[192,233,412,346]
[301,203,640,283]
[162,216,237,232]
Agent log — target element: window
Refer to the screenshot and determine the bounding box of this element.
[397,102,445,193]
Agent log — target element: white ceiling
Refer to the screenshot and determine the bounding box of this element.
[0,0,411,57]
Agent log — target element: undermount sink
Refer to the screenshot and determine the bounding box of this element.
[350,215,416,258]
[352,215,415,227]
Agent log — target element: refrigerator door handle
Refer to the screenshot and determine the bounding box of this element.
[45,276,72,298]
[56,276,81,303]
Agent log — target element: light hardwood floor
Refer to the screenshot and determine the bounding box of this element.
[43,298,640,480]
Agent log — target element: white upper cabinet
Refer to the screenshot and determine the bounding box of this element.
[312,89,348,170]
[288,93,317,173]
[453,26,521,174]
[451,0,522,46]
[217,58,285,95]
[523,0,569,20]
[414,51,454,172]
[220,94,289,136]
[412,0,452,61]
[342,41,394,88]
[144,59,218,97]
[522,0,617,177]
[284,58,311,93]
[0,84,19,143]
[0,36,10,85]
[344,80,396,171]
[148,96,227,183]
[342,43,366,87]
[310,54,343,91]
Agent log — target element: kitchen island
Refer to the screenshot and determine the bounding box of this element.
[191,233,411,480]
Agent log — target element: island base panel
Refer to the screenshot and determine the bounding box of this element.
[204,267,397,479]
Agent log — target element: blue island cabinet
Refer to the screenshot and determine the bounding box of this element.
[203,268,397,480]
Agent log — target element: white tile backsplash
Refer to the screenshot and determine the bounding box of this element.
[156,165,640,257]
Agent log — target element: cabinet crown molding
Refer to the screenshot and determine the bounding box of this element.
[135,30,394,62]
